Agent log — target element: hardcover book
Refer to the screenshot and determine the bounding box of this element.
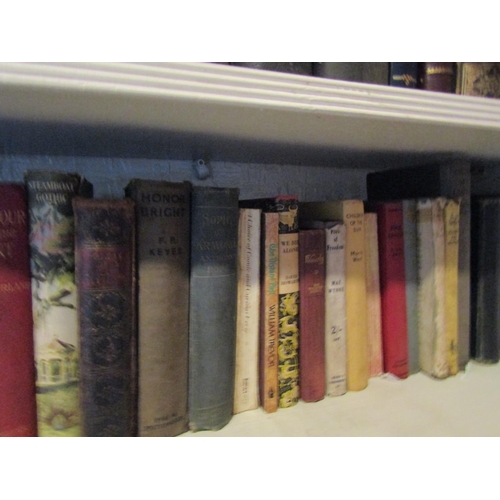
[234,208,261,414]
[25,170,93,437]
[231,62,313,75]
[312,62,388,85]
[300,200,368,392]
[389,62,419,88]
[298,228,326,402]
[420,63,456,93]
[74,198,136,437]
[189,186,240,431]
[125,179,191,437]
[456,63,500,98]
[0,184,37,437]
[363,213,383,377]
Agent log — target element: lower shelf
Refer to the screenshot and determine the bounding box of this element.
[180,361,500,436]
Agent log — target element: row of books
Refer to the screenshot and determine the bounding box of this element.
[219,63,500,98]
[1,159,499,436]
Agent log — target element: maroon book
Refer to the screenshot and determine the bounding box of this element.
[420,63,456,93]
[369,202,409,378]
[0,184,37,436]
[298,228,326,402]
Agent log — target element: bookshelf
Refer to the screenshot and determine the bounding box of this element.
[1,62,500,436]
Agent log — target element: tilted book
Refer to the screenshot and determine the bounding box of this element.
[300,200,368,392]
[125,179,191,437]
[470,197,500,363]
[259,212,280,413]
[363,213,383,378]
[367,157,471,371]
[234,208,261,414]
[25,170,93,437]
[367,202,409,379]
[240,196,300,408]
[0,184,37,436]
[189,186,240,431]
[74,198,136,436]
[298,228,326,402]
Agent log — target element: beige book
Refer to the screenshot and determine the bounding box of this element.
[234,208,261,414]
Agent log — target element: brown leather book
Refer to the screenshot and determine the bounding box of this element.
[74,197,136,437]
[420,63,456,93]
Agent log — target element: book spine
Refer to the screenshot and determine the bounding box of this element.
[420,63,456,93]
[364,213,383,377]
[259,212,279,412]
[125,180,191,437]
[234,208,261,414]
[389,62,419,88]
[324,222,347,396]
[188,186,240,431]
[299,229,326,402]
[375,202,409,378]
[0,184,37,436]
[74,198,136,436]
[444,199,460,375]
[25,170,93,437]
[456,62,500,98]
[402,199,420,375]
[312,62,388,85]
[231,62,312,75]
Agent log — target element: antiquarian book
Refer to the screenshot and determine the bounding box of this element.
[420,62,456,93]
[0,184,37,437]
[298,228,326,402]
[417,198,449,379]
[389,62,419,88]
[300,200,368,392]
[456,63,500,98]
[231,62,313,75]
[240,196,300,408]
[125,179,191,437]
[470,197,500,363]
[189,187,240,431]
[74,198,136,437]
[25,170,93,437]
[367,157,471,370]
[312,62,388,85]
[367,202,409,378]
[444,199,460,375]
[363,213,383,377]
[402,200,420,375]
[258,212,280,412]
[234,208,261,414]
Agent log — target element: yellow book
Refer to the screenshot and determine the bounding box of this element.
[300,200,368,391]
[444,199,460,376]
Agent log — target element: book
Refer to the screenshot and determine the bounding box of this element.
[363,213,383,377]
[417,198,449,379]
[25,170,93,437]
[402,199,420,375]
[298,228,326,402]
[420,63,456,93]
[189,186,240,431]
[444,199,460,375]
[231,62,313,75]
[456,63,500,98]
[470,197,500,363]
[125,179,191,437]
[300,200,368,392]
[312,63,388,85]
[389,62,419,88]
[0,184,37,437]
[259,212,280,412]
[234,207,261,414]
[367,202,409,378]
[74,197,136,436]
[366,157,471,371]
[240,196,300,408]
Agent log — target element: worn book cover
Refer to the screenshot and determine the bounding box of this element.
[125,179,191,436]
[74,198,136,436]
[189,186,240,431]
[456,63,500,98]
[25,170,93,437]
[0,184,37,436]
[234,208,261,414]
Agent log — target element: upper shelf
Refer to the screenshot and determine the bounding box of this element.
[1,62,500,166]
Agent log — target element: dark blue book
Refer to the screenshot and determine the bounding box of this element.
[389,62,419,88]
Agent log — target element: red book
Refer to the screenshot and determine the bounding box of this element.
[370,202,409,378]
[299,228,326,402]
[0,184,37,436]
